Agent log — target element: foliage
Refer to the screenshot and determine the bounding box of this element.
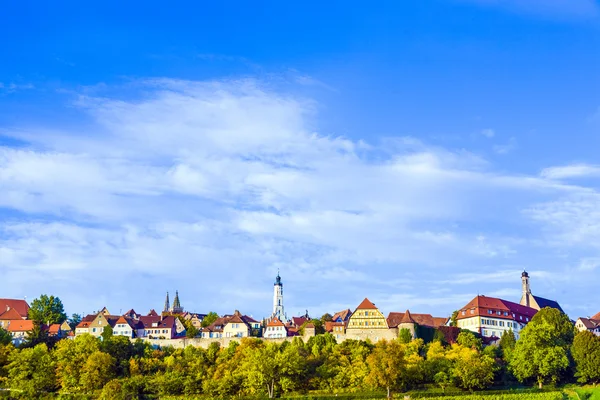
[365,340,405,397]
[499,330,516,361]
[399,328,413,344]
[68,313,82,330]
[447,344,495,391]
[510,307,574,389]
[571,330,600,384]
[321,313,333,324]
[101,324,113,342]
[450,310,459,327]
[201,311,219,327]
[28,294,67,325]
[6,343,57,397]
[458,331,483,351]
[0,327,12,346]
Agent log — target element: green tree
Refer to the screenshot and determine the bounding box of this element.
[499,329,516,361]
[6,343,56,396]
[22,322,51,348]
[80,351,116,392]
[399,328,413,344]
[0,343,15,387]
[0,327,12,346]
[510,307,573,389]
[447,344,495,391]
[28,294,67,325]
[101,324,114,342]
[54,333,101,392]
[572,330,600,384]
[450,310,459,327]
[202,312,219,327]
[457,331,482,350]
[320,313,333,324]
[186,325,199,338]
[365,340,406,398]
[68,313,82,330]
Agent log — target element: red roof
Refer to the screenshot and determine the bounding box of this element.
[355,298,378,310]
[0,308,24,321]
[592,311,600,321]
[76,320,92,329]
[291,316,308,327]
[6,320,34,332]
[387,311,447,328]
[332,309,352,322]
[48,324,61,334]
[457,295,537,321]
[267,318,285,327]
[325,321,345,332]
[0,299,30,319]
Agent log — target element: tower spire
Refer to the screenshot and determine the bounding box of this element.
[164,292,170,313]
[172,290,183,314]
[272,269,285,321]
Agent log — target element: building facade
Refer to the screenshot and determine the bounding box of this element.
[272,271,285,321]
[456,295,537,340]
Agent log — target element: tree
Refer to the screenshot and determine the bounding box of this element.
[186,325,199,338]
[457,331,482,351]
[499,330,516,361]
[365,340,406,398]
[28,294,67,325]
[6,343,56,396]
[399,328,413,344]
[450,310,459,327]
[510,307,573,389]
[0,327,12,346]
[572,330,600,384]
[54,333,101,392]
[202,312,219,327]
[80,351,116,392]
[320,313,333,324]
[22,322,51,348]
[68,313,82,330]
[101,325,114,342]
[447,344,495,391]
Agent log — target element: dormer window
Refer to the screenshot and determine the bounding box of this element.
[488,310,493,314]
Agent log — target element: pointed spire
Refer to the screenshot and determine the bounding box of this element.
[164,292,170,313]
[171,290,183,313]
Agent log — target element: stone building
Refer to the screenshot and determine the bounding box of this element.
[519,271,564,312]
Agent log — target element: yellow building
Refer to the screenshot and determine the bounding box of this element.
[347,298,389,329]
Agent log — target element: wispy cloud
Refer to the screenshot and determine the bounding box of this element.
[481,128,495,138]
[541,163,600,180]
[0,77,597,317]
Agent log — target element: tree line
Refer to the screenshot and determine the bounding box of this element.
[1,307,599,399]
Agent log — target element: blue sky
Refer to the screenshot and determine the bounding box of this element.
[1,0,599,320]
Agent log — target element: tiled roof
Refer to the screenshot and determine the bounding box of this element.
[533,296,564,313]
[325,321,345,332]
[6,319,34,332]
[0,299,30,319]
[0,308,24,321]
[355,298,378,310]
[332,309,352,322]
[82,314,96,322]
[48,324,61,334]
[578,318,599,329]
[147,309,159,317]
[387,311,448,328]
[139,315,162,328]
[267,318,285,327]
[457,295,537,321]
[291,316,308,327]
[76,320,92,329]
[592,311,600,321]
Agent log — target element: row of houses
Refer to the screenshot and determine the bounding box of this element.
[1,271,599,346]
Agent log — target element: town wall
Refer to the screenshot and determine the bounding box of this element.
[342,327,398,342]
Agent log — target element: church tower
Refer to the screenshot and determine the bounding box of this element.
[521,270,531,307]
[171,290,183,314]
[164,292,170,313]
[272,270,285,321]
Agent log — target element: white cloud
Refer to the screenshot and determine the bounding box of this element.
[541,163,600,180]
[0,78,597,318]
[493,137,517,155]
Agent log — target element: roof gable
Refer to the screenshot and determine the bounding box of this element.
[0,308,24,321]
[533,296,564,313]
[0,299,30,318]
[6,320,34,332]
[355,298,378,310]
[592,311,600,321]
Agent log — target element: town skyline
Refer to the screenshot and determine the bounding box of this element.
[2,1,600,321]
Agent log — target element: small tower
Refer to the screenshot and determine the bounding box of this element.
[521,270,531,307]
[164,292,170,313]
[171,290,183,314]
[272,270,285,321]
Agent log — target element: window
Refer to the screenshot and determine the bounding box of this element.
[92,328,96,333]
[470,309,474,314]
[497,311,501,315]
[504,312,509,316]
[462,311,466,315]
[488,310,493,314]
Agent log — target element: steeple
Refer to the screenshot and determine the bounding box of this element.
[164,292,170,313]
[521,270,531,307]
[272,270,285,321]
[172,290,183,314]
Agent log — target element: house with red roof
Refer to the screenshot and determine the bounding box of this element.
[387,310,448,339]
[575,311,600,336]
[264,317,287,339]
[345,298,398,342]
[0,299,30,320]
[456,294,538,341]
